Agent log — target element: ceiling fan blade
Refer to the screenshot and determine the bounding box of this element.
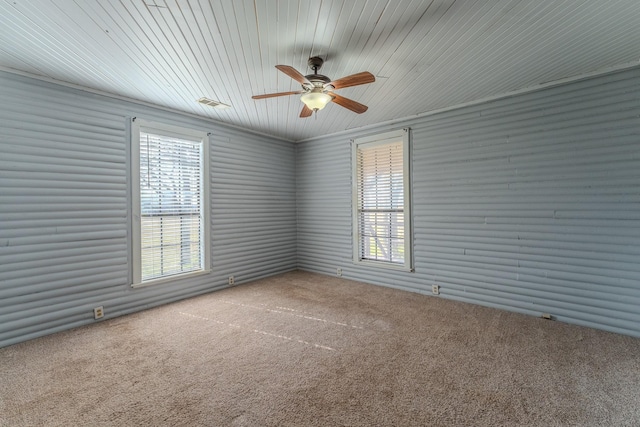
[329,93,368,114]
[300,104,313,118]
[275,65,311,85]
[328,71,375,89]
[252,91,302,99]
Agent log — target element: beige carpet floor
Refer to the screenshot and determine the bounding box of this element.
[1,271,639,426]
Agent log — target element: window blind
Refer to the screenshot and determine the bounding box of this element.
[139,131,203,281]
[356,140,405,264]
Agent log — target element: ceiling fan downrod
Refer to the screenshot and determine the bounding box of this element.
[307,56,324,75]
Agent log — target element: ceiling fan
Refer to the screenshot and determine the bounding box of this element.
[252,57,375,118]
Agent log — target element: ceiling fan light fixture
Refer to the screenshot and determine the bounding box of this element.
[300,91,332,111]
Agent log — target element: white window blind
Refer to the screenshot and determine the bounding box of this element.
[139,132,203,281]
[131,119,210,286]
[353,129,411,269]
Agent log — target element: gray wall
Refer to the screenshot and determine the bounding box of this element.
[0,71,297,348]
[2,66,640,347]
[297,67,640,337]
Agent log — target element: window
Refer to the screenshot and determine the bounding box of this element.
[131,119,210,286]
[352,128,412,270]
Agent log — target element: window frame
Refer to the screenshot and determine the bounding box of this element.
[130,118,211,287]
[352,128,412,271]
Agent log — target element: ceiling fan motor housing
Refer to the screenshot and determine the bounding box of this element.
[304,57,332,91]
[303,75,332,91]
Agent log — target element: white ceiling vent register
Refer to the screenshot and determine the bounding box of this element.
[197,97,231,109]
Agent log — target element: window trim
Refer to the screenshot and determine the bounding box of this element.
[130,118,211,287]
[352,128,412,271]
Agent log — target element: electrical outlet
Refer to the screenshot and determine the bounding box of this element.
[432,285,440,295]
[336,268,342,276]
[228,276,235,285]
[93,306,104,319]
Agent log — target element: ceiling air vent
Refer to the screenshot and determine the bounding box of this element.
[198,97,231,109]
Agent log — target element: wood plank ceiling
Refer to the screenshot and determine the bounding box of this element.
[1,0,640,142]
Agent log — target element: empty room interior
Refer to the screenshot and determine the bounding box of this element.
[1,1,640,426]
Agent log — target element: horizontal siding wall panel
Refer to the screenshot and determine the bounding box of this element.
[296,67,640,337]
[0,71,296,347]
[208,129,297,286]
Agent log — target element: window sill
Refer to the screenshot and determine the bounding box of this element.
[353,259,414,272]
[131,269,211,288]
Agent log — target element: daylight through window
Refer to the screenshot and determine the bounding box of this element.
[132,120,210,285]
[353,129,411,270]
